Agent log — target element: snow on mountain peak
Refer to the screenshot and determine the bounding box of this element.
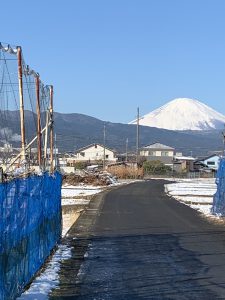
[129,98,225,131]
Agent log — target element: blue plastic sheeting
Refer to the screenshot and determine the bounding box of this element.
[212,158,225,215]
[0,171,62,300]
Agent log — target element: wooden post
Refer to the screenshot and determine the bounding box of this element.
[49,85,54,173]
[17,46,26,160]
[44,110,49,169]
[35,75,42,168]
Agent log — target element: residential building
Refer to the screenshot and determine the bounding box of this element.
[173,156,195,172]
[140,143,175,166]
[194,154,221,171]
[75,143,117,163]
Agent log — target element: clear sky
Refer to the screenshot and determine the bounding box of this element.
[2,0,225,123]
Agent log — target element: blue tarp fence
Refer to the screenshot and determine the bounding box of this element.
[212,158,225,215]
[0,171,62,300]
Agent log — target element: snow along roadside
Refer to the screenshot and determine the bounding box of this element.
[17,244,72,300]
[164,178,217,218]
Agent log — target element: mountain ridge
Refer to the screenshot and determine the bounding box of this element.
[0,110,223,157]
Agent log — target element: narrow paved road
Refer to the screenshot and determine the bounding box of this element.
[50,180,225,299]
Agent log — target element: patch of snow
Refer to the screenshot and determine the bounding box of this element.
[61,179,137,199]
[188,204,212,216]
[62,198,90,206]
[61,187,102,198]
[174,196,213,204]
[168,189,215,196]
[165,182,216,196]
[63,184,102,190]
[165,179,217,217]
[17,245,72,299]
[129,98,225,130]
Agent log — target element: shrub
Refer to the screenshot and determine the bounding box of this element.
[143,160,172,175]
[74,161,88,170]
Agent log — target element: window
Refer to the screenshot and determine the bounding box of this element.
[148,151,156,156]
[95,144,97,148]
[207,161,215,165]
[106,155,109,159]
[80,152,85,157]
[161,151,169,156]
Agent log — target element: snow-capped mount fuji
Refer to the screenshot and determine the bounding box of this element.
[129,98,225,131]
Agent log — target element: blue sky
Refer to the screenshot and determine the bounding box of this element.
[2,0,225,122]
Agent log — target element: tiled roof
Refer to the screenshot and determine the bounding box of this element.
[141,143,174,150]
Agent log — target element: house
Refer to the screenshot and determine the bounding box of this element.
[194,154,221,172]
[140,143,175,166]
[75,143,117,163]
[173,155,195,172]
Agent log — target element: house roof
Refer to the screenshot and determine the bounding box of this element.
[141,143,175,150]
[75,143,117,154]
[195,154,221,163]
[174,156,195,161]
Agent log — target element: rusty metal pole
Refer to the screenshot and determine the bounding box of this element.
[35,75,42,168]
[49,85,54,173]
[17,46,26,161]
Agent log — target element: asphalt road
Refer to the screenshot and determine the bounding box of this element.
[50,180,225,299]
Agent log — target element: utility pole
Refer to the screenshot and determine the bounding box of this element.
[17,46,26,161]
[49,85,54,173]
[35,74,42,168]
[136,107,140,166]
[126,138,128,162]
[103,124,106,170]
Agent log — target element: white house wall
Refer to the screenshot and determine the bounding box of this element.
[77,145,117,162]
[203,156,220,170]
[140,150,174,157]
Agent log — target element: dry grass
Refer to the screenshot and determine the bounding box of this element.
[107,165,144,179]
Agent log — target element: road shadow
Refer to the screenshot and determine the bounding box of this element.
[50,232,220,299]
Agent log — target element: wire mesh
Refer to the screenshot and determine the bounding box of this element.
[0,43,52,171]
